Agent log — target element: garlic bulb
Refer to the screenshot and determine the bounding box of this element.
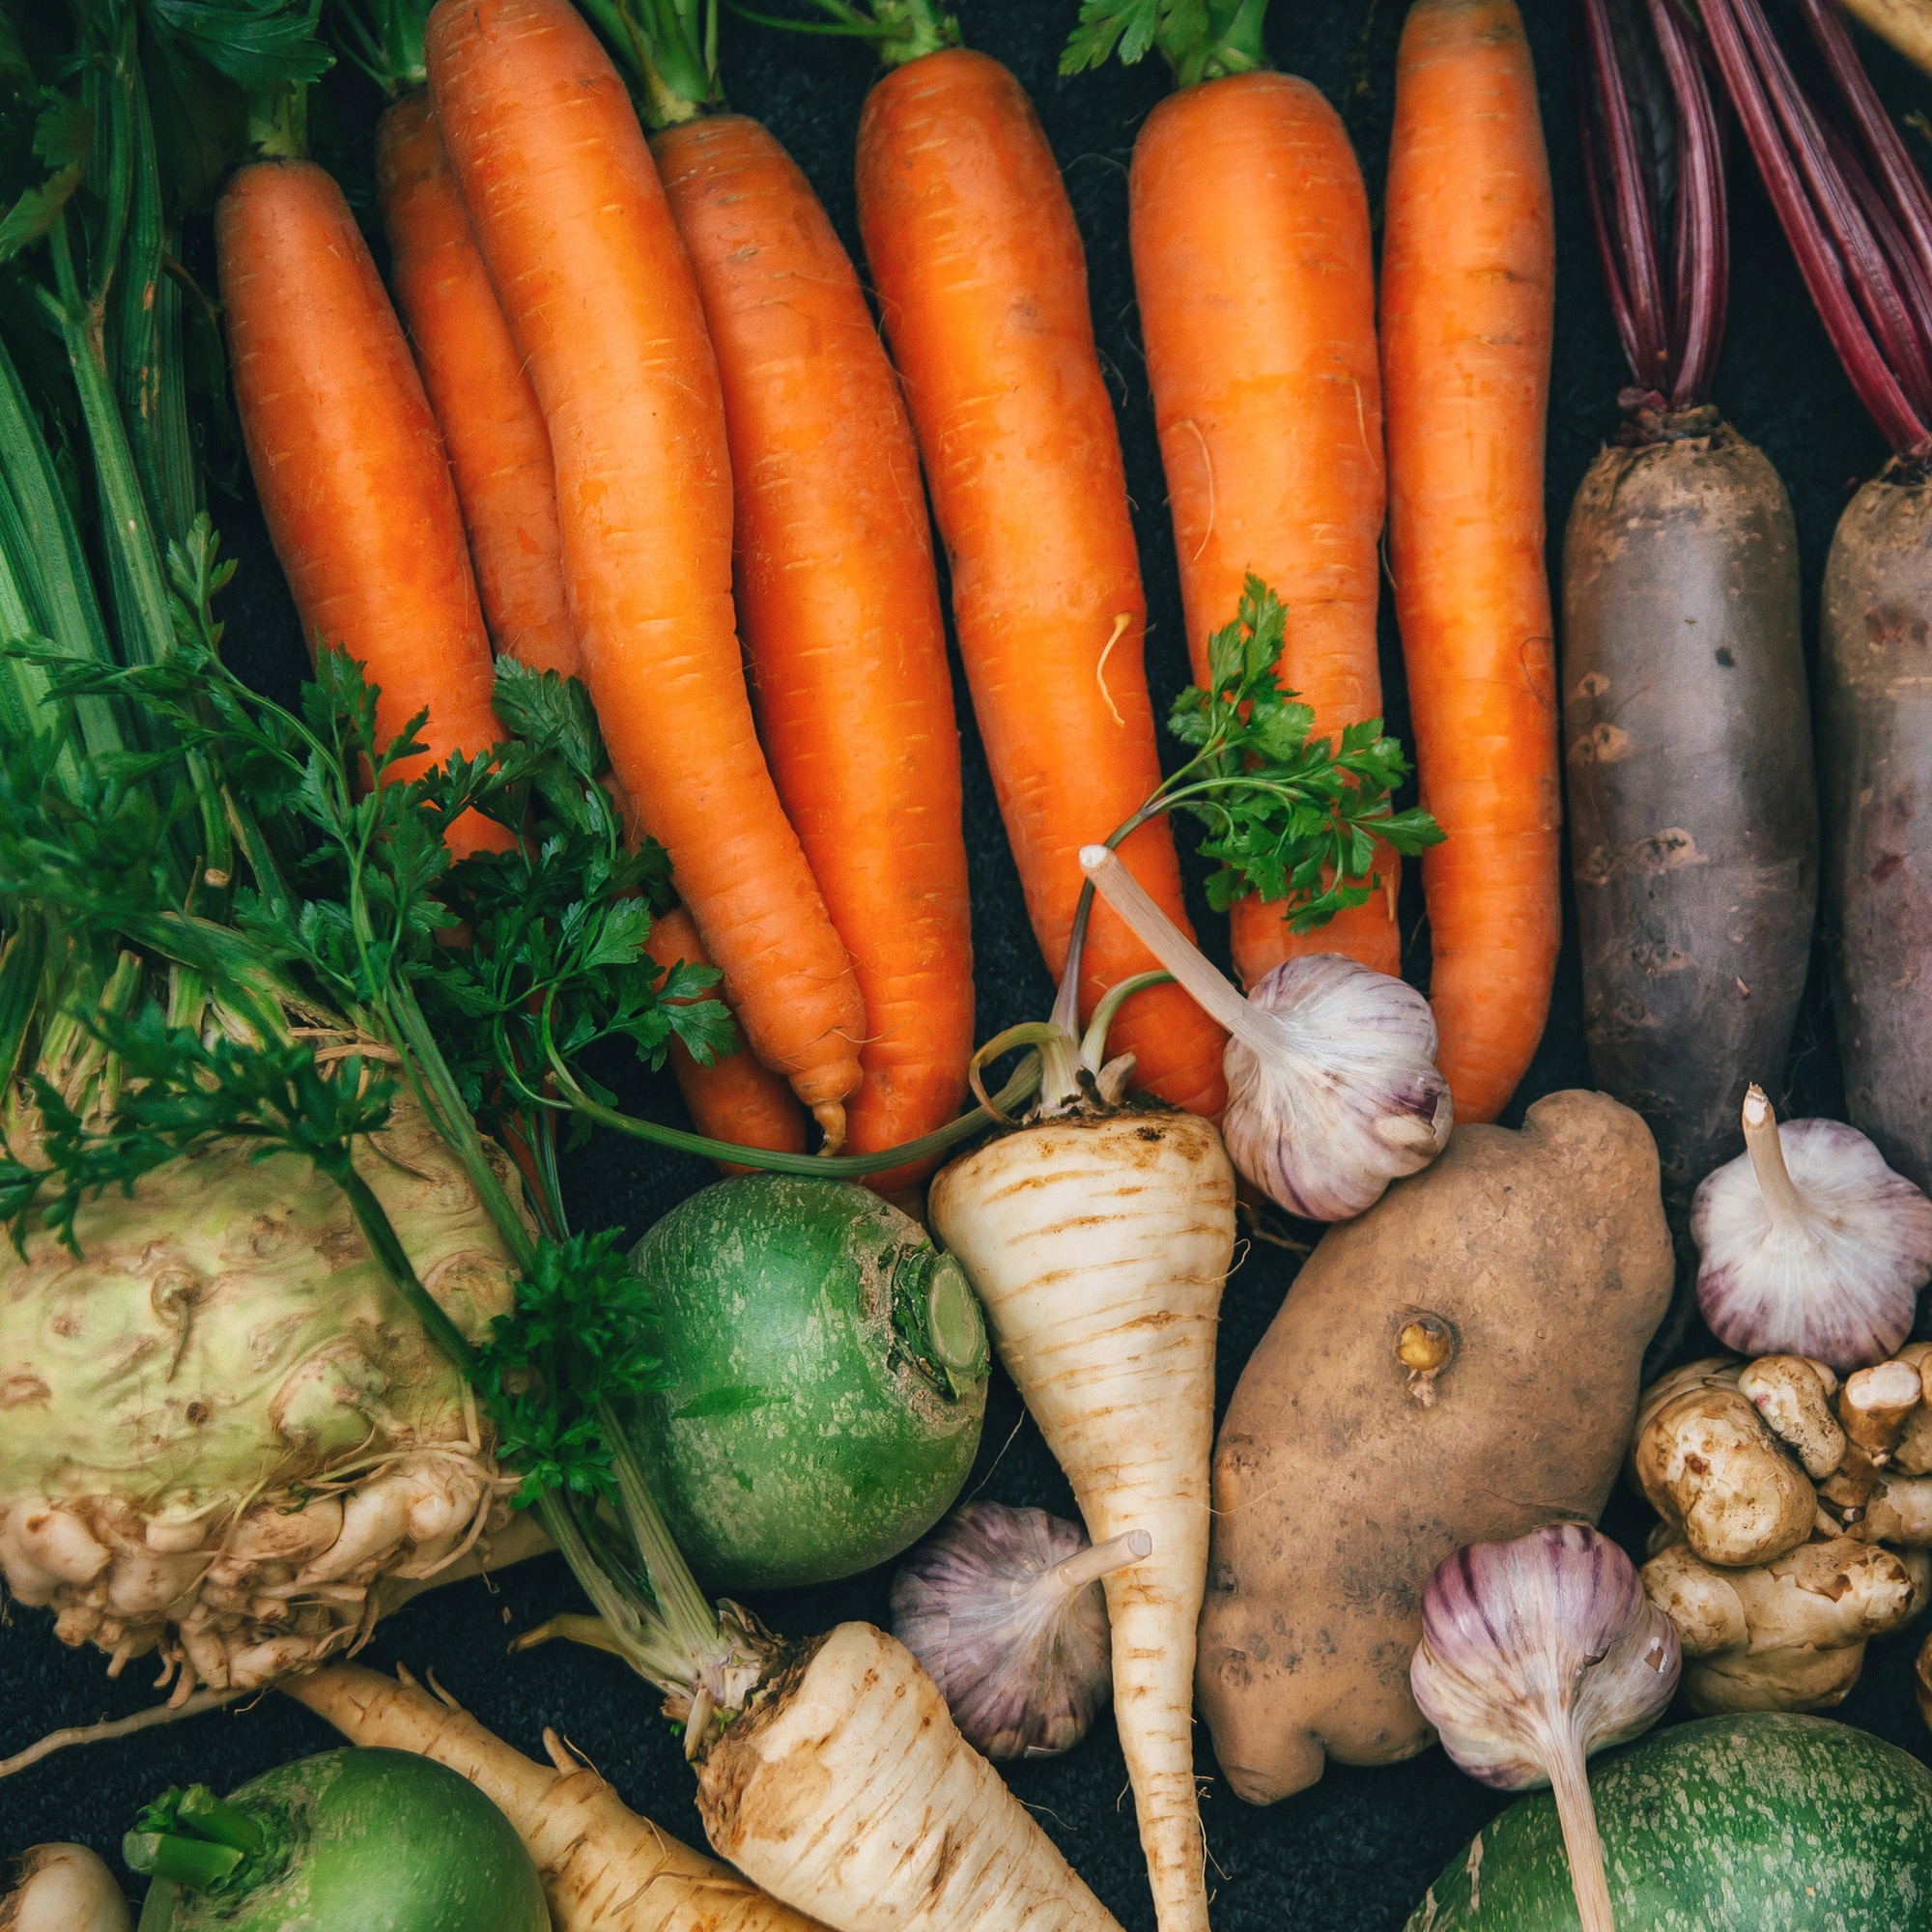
[1693,1086,1932,1371]
[889,1500,1148,1760]
[1410,1523,1680,1932]
[1079,845,1451,1219]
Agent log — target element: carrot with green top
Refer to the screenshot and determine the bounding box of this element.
[424,0,867,1146]
[772,1,1228,1117]
[575,0,974,1191]
[1379,0,1560,1122]
[1065,0,1397,988]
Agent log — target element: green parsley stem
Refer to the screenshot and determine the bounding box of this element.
[541,1039,1043,1178]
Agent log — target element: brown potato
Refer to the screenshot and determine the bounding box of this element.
[1196,1090,1672,1802]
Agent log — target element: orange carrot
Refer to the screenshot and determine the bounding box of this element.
[857,48,1226,1117]
[643,904,809,1176]
[377,92,580,679]
[424,0,867,1147]
[1380,0,1559,1122]
[215,159,510,859]
[655,114,973,1191]
[1131,69,1397,989]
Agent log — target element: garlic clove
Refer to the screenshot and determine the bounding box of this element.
[1411,1524,1680,1932]
[1692,1086,1932,1371]
[889,1501,1141,1761]
[1078,845,1452,1221]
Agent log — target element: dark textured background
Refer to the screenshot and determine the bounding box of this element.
[4,3,1931,1925]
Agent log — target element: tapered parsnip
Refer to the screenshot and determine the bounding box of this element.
[696,1622,1122,1932]
[930,1115,1236,1932]
[287,1663,822,1932]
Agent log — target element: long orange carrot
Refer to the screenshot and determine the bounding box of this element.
[655,114,973,1189]
[216,159,509,859]
[643,904,809,1175]
[425,0,867,1147]
[1131,68,1397,989]
[856,47,1227,1118]
[377,92,580,679]
[1380,0,1559,1122]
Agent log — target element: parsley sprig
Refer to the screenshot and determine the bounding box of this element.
[1128,575,1441,933]
[1060,0,1269,87]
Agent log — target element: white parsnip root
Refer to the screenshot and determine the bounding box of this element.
[932,1112,1235,1932]
[0,1844,129,1932]
[286,1662,823,1932]
[696,1623,1122,1932]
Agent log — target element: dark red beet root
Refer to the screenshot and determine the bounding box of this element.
[1564,412,1816,1198]
[1822,467,1932,1190]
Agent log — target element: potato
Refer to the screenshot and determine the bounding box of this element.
[1196,1090,1673,1802]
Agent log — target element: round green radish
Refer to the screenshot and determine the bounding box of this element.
[1405,1714,1932,1929]
[620,1176,988,1590]
[130,1748,547,1932]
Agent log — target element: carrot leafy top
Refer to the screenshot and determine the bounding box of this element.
[1060,0,1269,88]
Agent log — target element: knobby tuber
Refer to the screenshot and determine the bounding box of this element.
[1634,1342,1932,1710]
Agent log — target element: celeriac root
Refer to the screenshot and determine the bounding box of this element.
[931,1112,1235,1932]
[287,1662,820,1932]
[696,1622,1122,1932]
[0,1094,531,1698]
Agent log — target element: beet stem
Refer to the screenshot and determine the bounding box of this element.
[1582,0,1673,393]
[1701,0,1930,454]
[1580,0,1729,411]
[1648,0,1727,404]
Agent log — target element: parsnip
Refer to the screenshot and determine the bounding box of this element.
[696,1622,1121,1932]
[287,1662,825,1932]
[0,1845,129,1932]
[931,1111,1236,1932]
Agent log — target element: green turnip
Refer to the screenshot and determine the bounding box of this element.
[128,1748,547,1931]
[620,1175,987,1590]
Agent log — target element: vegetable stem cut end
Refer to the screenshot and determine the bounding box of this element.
[1741,1084,1810,1230]
[1048,1527,1152,1594]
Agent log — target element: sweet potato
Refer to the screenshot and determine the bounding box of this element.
[1196,1091,1673,1802]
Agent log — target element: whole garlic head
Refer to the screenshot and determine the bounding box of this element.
[1412,1524,1680,1932]
[890,1501,1146,1760]
[1078,845,1451,1220]
[1222,955,1453,1221]
[1693,1087,1932,1371]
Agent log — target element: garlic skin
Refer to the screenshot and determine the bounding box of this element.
[1693,1086,1932,1371]
[1222,954,1453,1220]
[891,1501,1146,1760]
[1411,1523,1680,1932]
[1079,845,1451,1220]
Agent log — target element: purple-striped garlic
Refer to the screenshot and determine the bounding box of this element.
[1079,845,1451,1219]
[889,1500,1148,1760]
[1693,1086,1932,1371]
[1411,1524,1680,1932]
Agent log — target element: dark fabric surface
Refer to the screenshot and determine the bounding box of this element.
[4,3,1931,1925]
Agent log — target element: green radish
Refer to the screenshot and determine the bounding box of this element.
[128,1749,547,1931]
[621,1176,989,1589]
[1406,1714,1932,1929]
